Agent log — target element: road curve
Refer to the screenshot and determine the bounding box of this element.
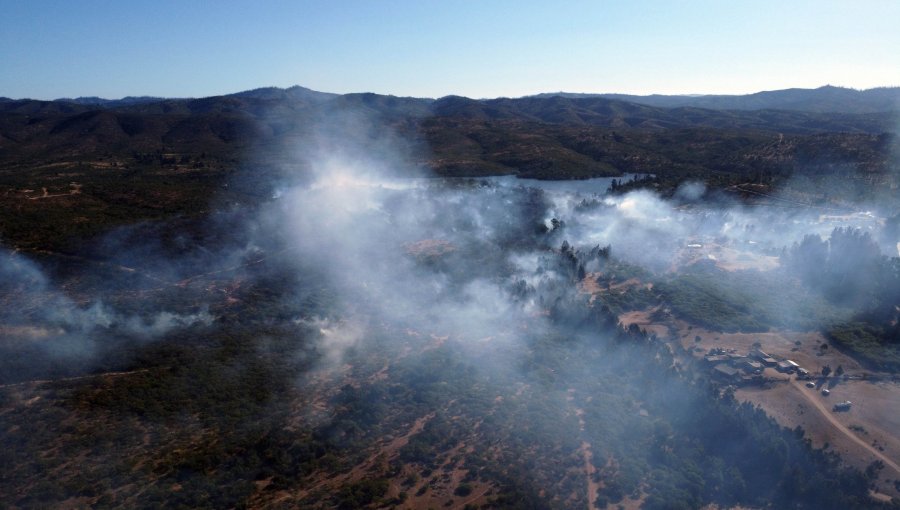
[790,380,900,478]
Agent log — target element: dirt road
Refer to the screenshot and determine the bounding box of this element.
[790,380,900,478]
[571,401,600,510]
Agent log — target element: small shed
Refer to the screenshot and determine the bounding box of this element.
[712,364,741,382]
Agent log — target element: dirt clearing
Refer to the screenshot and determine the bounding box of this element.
[618,309,670,339]
[674,323,865,377]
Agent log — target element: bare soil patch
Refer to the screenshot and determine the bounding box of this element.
[618,309,671,339]
[399,441,494,510]
[579,273,651,304]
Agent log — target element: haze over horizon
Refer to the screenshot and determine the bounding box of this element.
[3,1,899,101]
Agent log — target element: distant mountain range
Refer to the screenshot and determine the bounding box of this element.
[0,84,896,190]
[2,85,897,136]
[3,84,899,115]
[531,85,900,114]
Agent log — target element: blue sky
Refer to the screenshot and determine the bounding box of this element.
[3,0,899,100]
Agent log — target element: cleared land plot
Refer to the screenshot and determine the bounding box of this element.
[673,324,866,377]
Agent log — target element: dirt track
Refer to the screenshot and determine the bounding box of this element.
[789,379,900,478]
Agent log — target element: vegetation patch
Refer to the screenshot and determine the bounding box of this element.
[657,261,850,332]
[827,322,900,371]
